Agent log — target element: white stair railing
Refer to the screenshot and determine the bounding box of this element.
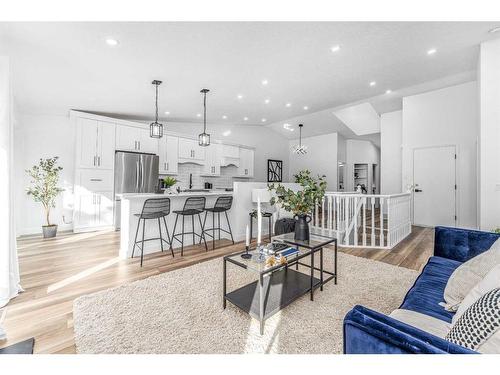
[312,192,411,249]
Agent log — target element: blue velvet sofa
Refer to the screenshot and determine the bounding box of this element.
[343,226,500,354]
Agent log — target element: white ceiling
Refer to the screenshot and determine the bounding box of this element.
[333,103,380,136]
[1,22,499,135]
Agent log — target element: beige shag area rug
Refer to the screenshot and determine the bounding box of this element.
[73,251,418,354]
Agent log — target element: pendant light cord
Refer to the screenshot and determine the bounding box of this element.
[155,83,159,123]
[203,90,207,133]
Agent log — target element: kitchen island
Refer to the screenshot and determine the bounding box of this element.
[118,191,233,259]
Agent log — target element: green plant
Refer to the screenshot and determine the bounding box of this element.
[163,176,178,188]
[26,157,64,227]
[269,170,327,216]
[493,228,500,234]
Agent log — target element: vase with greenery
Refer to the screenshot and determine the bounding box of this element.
[26,157,64,238]
[163,176,178,194]
[269,169,327,240]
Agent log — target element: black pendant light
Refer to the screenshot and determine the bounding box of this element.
[150,80,164,138]
[198,88,210,147]
[293,123,308,154]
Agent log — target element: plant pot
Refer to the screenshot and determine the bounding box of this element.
[42,225,58,239]
[294,214,311,241]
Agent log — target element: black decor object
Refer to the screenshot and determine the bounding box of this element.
[274,217,296,235]
[198,88,210,146]
[267,159,283,182]
[241,245,252,259]
[150,80,164,138]
[294,214,312,241]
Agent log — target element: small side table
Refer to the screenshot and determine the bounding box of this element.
[249,211,273,243]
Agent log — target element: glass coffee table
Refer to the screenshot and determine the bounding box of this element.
[223,228,337,334]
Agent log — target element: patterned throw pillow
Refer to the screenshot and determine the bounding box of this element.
[445,288,500,351]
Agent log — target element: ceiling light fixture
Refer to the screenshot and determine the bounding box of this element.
[164,111,170,115]
[385,89,392,94]
[261,118,267,123]
[149,80,164,139]
[303,106,309,110]
[198,89,211,147]
[105,38,119,46]
[285,103,291,107]
[243,117,249,121]
[427,48,437,55]
[330,45,341,53]
[489,26,500,34]
[237,94,243,99]
[264,99,270,104]
[262,79,268,85]
[196,113,201,117]
[222,130,231,137]
[222,115,227,119]
[369,81,376,87]
[292,124,307,155]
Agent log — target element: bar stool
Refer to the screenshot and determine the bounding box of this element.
[171,196,208,255]
[201,196,235,250]
[249,210,273,243]
[132,198,173,267]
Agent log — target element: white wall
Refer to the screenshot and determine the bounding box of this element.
[479,39,500,231]
[288,133,338,190]
[13,113,290,235]
[402,81,478,229]
[380,110,402,194]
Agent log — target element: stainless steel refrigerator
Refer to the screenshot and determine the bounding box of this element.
[113,151,159,229]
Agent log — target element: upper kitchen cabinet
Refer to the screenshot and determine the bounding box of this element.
[178,137,205,164]
[238,147,254,178]
[159,135,179,175]
[75,117,116,170]
[116,125,158,154]
[201,143,221,176]
[220,144,240,167]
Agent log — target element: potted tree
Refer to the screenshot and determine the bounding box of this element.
[269,170,326,241]
[26,157,64,238]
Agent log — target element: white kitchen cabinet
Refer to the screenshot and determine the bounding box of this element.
[74,191,113,231]
[116,125,158,154]
[178,137,205,163]
[201,143,221,176]
[238,148,254,178]
[159,135,179,174]
[76,118,116,169]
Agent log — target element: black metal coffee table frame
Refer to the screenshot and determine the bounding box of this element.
[223,235,337,335]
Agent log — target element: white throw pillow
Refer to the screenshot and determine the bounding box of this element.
[452,264,500,325]
[446,288,500,353]
[442,238,500,311]
[389,309,451,338]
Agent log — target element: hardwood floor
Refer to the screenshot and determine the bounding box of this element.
[0,226,434,354]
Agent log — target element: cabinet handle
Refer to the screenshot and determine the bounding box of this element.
[90,178,102,182]
[138,141,141,150]
[93,156,96,166]
[93,195,95,205]
[97,156,101,166]
[167,162,169,170]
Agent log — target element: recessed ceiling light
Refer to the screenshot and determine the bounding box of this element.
[237,94,243,99]
[385,89,392,94]
[285,103,291,107]
[261,118,267,123]
[369,81,376,87]
[243,117,249,121]
[330,45,341,53]
[303,106,309,110]
[262,79,268,85]
[196,113,201,118]
[222,130,231,137]
[489,26,500,34]
[283,123,290,128]
[164,111,170,115]
[427,48,437,55]
[264,99,270,104]
[105,38,119,46]
[222,115,227,119]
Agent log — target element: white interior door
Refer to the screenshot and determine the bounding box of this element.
[413,146,456,227]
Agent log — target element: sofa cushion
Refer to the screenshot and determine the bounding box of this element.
[390,309,451,338]
[399,256,461,322]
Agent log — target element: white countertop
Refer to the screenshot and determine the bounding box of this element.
[118,191,233,200]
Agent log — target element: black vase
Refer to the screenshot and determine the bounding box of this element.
[294,214,312,241]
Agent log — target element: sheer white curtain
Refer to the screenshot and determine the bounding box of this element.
[0,56,21,340]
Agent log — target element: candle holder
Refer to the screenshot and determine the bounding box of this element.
[241,245,252,259]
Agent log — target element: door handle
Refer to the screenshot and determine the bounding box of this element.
[414,189,423,192]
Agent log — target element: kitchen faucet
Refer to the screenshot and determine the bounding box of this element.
[189,173,193,189]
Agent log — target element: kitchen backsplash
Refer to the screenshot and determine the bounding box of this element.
[159,163,252,190]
